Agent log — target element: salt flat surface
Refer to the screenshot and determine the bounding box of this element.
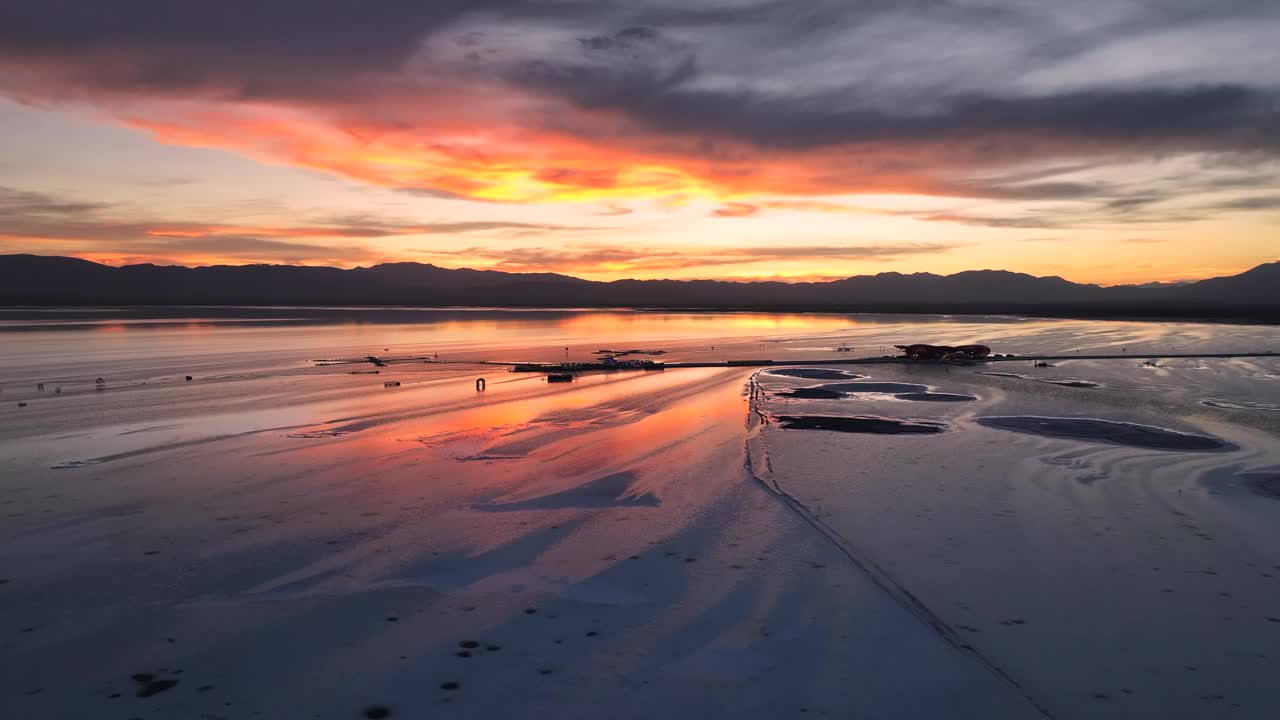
[1,309,1277,719]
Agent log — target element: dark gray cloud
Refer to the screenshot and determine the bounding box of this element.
[112,235,382,264]
[0,186,603,250]
[1209,195,1280,211]
[0,185,109,216]
[0,1,523,99]
[456,3,1280,157]
[512,52,1277,153]
[2,1,1278,204]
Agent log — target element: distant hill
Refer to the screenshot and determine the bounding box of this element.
[1,254,1277,321]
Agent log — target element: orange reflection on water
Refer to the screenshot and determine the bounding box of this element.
[555,311,858,336]
[304,367,747,497]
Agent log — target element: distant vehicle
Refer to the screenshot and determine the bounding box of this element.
[895,344,992,361]
[546,373,574,383]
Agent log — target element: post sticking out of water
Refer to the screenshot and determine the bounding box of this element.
[476,378,486,392]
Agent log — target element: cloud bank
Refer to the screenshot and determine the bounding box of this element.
[1,1,1277,204]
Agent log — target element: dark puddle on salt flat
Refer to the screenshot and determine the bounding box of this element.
[777,383,975,402]
[818,382,929,394]
[777,387,846,399]
[775,415,946,435]
[894,392,977,402]
[766,368,864,380]
[1246,475,1280,499]
[976,416,1233,452]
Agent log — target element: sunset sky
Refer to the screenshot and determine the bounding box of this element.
[1,1,1277,284]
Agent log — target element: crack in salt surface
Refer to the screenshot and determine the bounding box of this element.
[743,372,1056,719]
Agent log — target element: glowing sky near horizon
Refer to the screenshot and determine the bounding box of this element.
[0,1,1278,284]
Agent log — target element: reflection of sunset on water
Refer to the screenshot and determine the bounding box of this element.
[5,310,1280,719]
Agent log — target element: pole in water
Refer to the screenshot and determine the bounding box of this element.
[476,378,486,392]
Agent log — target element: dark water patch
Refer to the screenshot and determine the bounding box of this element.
[777,387,845,399]
[133,676,178,698]
[895,392,977,402]
[1203,399,1280,412]
[1247,476,1280,499]
[776,415,945,434]
[819,382,929,394]
[767,368,863,380]
[976,416,1232,451]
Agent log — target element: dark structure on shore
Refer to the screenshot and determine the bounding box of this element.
[895,344,993,361]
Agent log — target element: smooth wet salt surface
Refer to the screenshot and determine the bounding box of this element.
[2,309,1279,719]
[895,391,978,402]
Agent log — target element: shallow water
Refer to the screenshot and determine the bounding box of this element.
[2,308,1279,719]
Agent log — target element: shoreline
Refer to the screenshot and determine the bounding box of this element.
[1,303,1278,327]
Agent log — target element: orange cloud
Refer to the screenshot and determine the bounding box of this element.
[712,202,760,218]
[710,199,892,218]
[416,241,958,275]
[143,223,429,239]
[112,98,1017,205]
